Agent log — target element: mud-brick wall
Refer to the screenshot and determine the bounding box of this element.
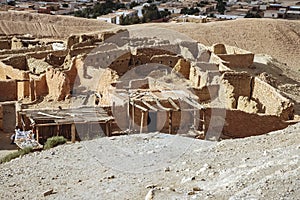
[150,55,181,68]
[129,78,149,89]
[0,45,52,57]
[108,52,131,76]
[137,48,176,58]
[0,62,30,99]
[221,72,252,108]
[204,108,289,139]
[252,77,294,120]
[0,80,17,102]
[1,103,16,133]
[0,40,11,50]
[0,105,2,130]
[46,68,70,101]
[217,53,254,68]
[30,74,48,100]
[129,101,149,133]
[69,46,96,57]
[112,104,129,132]
[65,57,80,90]
[194,85,220,102]
[2,56,28,70]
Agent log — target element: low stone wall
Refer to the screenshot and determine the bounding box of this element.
[0,45,52,56]
[150,54,181,68]
[204,108,290,139]
[69,46,96,57]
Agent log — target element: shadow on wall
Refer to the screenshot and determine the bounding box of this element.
[204,108,291,139]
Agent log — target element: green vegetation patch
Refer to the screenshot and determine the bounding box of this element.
[43,136,67,150]
[0,147,33,164]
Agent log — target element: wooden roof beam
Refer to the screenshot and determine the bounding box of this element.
[155,99,171,111]
[141,99,159,111]
[130,101,148,112]
[167,98,180,111]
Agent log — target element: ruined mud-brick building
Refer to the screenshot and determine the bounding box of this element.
[0,29,295,142]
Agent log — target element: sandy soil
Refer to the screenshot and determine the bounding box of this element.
[0,11,116,39]
[0,123,299,199]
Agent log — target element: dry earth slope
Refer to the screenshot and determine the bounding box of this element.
[0,123,299,199]
[0,11,116,38]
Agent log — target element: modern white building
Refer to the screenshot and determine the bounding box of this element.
[97,9,138,24]
[97,13,117,24]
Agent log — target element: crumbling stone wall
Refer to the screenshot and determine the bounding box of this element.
[237,96,258,113]
[46,68,70,101]
[0,80,17,101]
[150,55,181,68]
[252,77,294,120]
[209,53,231,71]
[221,72,252,109]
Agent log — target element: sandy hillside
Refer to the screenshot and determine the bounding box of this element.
[0,123,299,199]
[0,11,116,38]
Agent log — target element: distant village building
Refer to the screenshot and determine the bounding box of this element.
[97,13,117,24]
[286,6,300,18]
[97,9,138,25]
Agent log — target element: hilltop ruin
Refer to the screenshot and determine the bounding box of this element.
[0,29,295,142]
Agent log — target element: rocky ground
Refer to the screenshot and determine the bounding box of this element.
[0,123,299,199]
